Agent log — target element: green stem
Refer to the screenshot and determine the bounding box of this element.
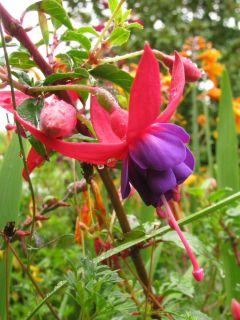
[0,21,36,245]
[192,84,200,171]
[92,0,125,52]
[28,84,119,111]
[203,103,214,176]
[8,244,60,320]
[99,50,143,63]
[94,191,240,263]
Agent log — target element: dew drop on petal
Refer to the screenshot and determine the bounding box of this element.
[106,158,117,168]
[97,164,105,170]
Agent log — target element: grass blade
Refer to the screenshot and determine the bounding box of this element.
[0,134,23,320]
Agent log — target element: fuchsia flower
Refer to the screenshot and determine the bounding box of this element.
[0,43,203,280]
[231,299,240,320]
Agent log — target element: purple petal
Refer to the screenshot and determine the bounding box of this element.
[173,162,192,184]
[147,169,177,194]
[121,158,131,198]
[129,132,186,171]
[150,123,190,143]
[128,159,159,206]
[185,147,195,170]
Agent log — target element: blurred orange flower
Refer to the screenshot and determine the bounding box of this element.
[233,97,240,133]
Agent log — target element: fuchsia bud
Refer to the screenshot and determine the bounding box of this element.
[231,299,240,320]
[110,107,128,139]
[160,52,202,82]
[40,98,77,137]
[5,123,16,131]
[15,229,31,237]
[35,215,49,221]
[161,195,204,282]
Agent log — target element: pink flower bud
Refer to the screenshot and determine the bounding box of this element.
[110,107,128,139]
[40,97,77,137]
[161,53,202,82]
[35,215,49,221]
[231,299,240,320]
[15,229,31,237]
[5,123,16,131]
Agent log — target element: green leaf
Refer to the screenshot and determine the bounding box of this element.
[61,30,91,51]
[25,280,67,320]
[17,98,43,127]
[108,0,118,14]
[26,0,73,30]
[126,22,144,29]
[67,49,88,61]
[217,69,240,304]
[43,70,89,85]
[77,26,99,36]
[9,52,35,69]
[90,64,133,92]
[38,11,49,45]
[217,69,239,191]
[0,134,23,320]
[108,27,130,46]
[121,9,132,22]
[94,191,240,263]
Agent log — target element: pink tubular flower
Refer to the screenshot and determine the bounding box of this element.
[231,299,240,320]
[0,44,203,280]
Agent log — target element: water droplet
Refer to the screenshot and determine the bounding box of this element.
[106,158,117,168]
[97,164,104,170]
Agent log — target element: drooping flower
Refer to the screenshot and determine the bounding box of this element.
[0,44,203,280]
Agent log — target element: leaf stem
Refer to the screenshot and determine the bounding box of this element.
[92,0,126,52]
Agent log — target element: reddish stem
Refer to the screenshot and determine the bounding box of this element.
[0,4,73,105]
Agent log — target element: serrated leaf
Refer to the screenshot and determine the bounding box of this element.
[44,69,89,85]
[9,52,35,69]
[26,0,73,30]
[77,26,99,36]
[90,63,133,92]
[38,11,49,45]
[108,27,130,46]
[61,30,91,51]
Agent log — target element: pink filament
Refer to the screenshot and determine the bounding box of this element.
[161,195,204,281]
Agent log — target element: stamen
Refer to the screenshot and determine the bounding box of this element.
[160,195,204,281]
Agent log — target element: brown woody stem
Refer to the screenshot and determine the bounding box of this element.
[97,167,150,289]
[0,4,73,105]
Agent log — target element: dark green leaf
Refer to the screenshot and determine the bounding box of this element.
[44,70,89,85]
[108,27,130,46]
[61,31,91,51]
[26,0,73,30]
[90,64,133,92]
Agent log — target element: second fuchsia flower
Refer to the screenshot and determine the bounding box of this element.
[0,43,203,280]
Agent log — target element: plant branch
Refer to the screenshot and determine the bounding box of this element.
[0,3,73,104]
[97,167,150,290]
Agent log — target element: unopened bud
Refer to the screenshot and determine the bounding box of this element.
[160,52,202,82]
[40,97,77,137]
[5,123,16,131]
[231,299,240,320]
[35,215,49,221]
[15,230,31,237]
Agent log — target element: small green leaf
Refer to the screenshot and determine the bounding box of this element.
[121,9,132,22]
[44,70,89,85]
[108,27,130,46]
[68,133,98,142]
[67,49,88,61]
[126,22,143,29]
[61,30,91,51]
[26,0,73,30]
[28,136,48,158]
[90,64,133,92]
[77,26,99,36]
[17,98,43,126]
[38,11,49,45]
[9,52,35,69]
